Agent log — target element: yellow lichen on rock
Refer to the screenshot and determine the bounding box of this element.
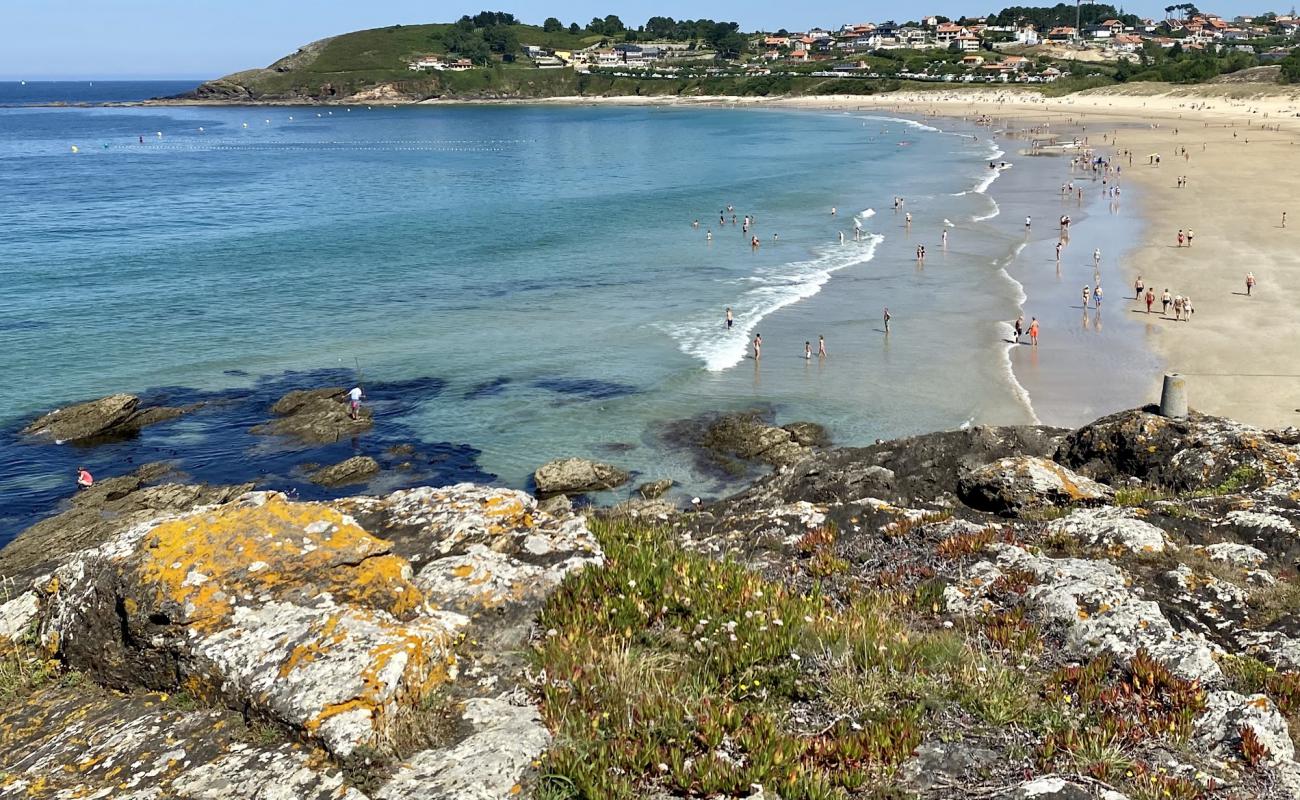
[133,496,426,630]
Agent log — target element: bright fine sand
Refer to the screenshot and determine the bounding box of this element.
[774,86,1300,429]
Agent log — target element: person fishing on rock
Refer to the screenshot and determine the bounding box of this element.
[347,385,364,421]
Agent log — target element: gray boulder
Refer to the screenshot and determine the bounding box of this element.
[309,456,380,487]
[534,458,629,495]
[957,455,1113,516]
[251,387,371,444]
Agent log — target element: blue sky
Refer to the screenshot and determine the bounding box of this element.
[0,0,1281,79]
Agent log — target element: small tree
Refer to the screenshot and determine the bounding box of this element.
[568,22,581,34]
[543,17,563,33]
[603,14,626,34]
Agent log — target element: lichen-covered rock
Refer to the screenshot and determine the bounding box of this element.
[1057,408,1300,491]
[957,456,1113,516]
[0,683,364,800]
[1195,690,1296,765]
[251,387,372,444]
[0,590,38,641]
[5,483,601,799]
[1001,777,1095,799]
[1047,506,1171,553]
[947,544,1221,682]
[310,455,381,487]
[533,457,629,495]
[1199,542,1268,569]
[375,695,548,800]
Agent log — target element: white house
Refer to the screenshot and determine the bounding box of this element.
[407,55,444,71]
[1016,25,1040,45]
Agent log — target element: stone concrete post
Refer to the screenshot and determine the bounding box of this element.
[1159,373,1187,418]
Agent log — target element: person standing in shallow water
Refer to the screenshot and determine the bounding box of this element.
[1028,317,1039,346]
[1014,315,1023,343]
[753,333,762,360]
[804,341,812,360]
[882,307,891,333]
[818,335,827,358]
[725,307,733,330]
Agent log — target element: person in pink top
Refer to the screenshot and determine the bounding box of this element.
[76,467,94,489]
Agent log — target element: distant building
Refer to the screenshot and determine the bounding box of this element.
[1016,25,1040,45]
[408,55,444,71]
[1047,26,1077,41]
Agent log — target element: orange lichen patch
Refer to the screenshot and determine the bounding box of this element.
[451,565,474,579]
[302,623,455,748]
[133,495,426,631]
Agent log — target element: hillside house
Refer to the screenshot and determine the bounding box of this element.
[1017,25,1041,45]
[1047,26,1077,41]
[407,55,444,71]
[955,32,982,51]
[935,23,965,43]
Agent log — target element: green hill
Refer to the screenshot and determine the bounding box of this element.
[184,21,620,102]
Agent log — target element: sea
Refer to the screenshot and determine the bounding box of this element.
[0,81,1159,542]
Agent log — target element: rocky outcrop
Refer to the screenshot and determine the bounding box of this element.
[637,478,673,499]
[251,387,371,444]
[21,393,198,442]
[533,458,628,495]
[2,484,600,799]
[957,455,1113,516]
[310,455,381,487]
[0,462,253,586]
[1057,408,1298,491]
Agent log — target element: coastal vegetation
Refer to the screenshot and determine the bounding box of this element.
[181,6,1300,104]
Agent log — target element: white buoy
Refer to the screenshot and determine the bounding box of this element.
[198,126,204,132]
[156,131,162,138]
[70,145,79,153]
[242,122,248,128]
[317,113,322,117]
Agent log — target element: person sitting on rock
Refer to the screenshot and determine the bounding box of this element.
[76,466,94,489]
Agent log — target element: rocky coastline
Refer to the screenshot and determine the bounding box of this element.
[6,391,1300,799]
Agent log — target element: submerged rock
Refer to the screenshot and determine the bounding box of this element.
[533,457,628,495]
[251,387,371,444]
[309,455,381,487]
[957,455,1113,516]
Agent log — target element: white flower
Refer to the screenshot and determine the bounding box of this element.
[628,579,637,588]
[942,620,954,629]
[790,653,801,662]
[772,619,783,627]
[658,763,669,773]
[546,628,558,637]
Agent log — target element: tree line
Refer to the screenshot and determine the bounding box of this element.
[985,3,1140,30]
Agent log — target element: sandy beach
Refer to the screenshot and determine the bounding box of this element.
[759,86,1300,430]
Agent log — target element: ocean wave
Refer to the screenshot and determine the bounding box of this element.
[666,235,884,372]
[996,260,1041,425]
[856,208,875,221]
[856,114,944,134]
[971,197,1000,222]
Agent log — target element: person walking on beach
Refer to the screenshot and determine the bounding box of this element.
[725,307,733,330]
[1135,276,1144,300]
[1093,284,1103,308]
[347,386,364,421]
[805,341,812,360]
[753,333,762,360]
[76,467,94,489]
[1025,215,1032,231]
[1082,285,1091,309]
[1283,211,1288,228]
[941,229,948,248]
[1186,229,1194,247]
[1177,229,1185,247]
[1055,241,1062,262]
[1246,272,1256,296]
[1014,314,1024,343]
[1028,317,1039,346]
[1093,248,1101,266]
[1145,287,1155,313]
[818,335,827,358]
[883,307,891,333]
[1183,296,1194,320]
[1161,289,1171,314]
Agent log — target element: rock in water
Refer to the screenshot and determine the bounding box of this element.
[957,455,1113,516]
[251,387,372,444]
[533,458,629,495]
[309,455,380,487]
[22,394,200,443]
[638,478,674,499]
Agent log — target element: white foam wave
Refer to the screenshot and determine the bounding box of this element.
[971,195,1000,223]
[856,114,944,134]
[856,208,875,221]
[667,235,884,372]
[996,263,1041,425]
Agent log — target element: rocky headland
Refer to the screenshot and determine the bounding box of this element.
[6,402,1300,799]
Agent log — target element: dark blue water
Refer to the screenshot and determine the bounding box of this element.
[0,80,199,106]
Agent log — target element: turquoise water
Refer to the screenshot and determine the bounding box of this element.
[0,88,1155,539]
